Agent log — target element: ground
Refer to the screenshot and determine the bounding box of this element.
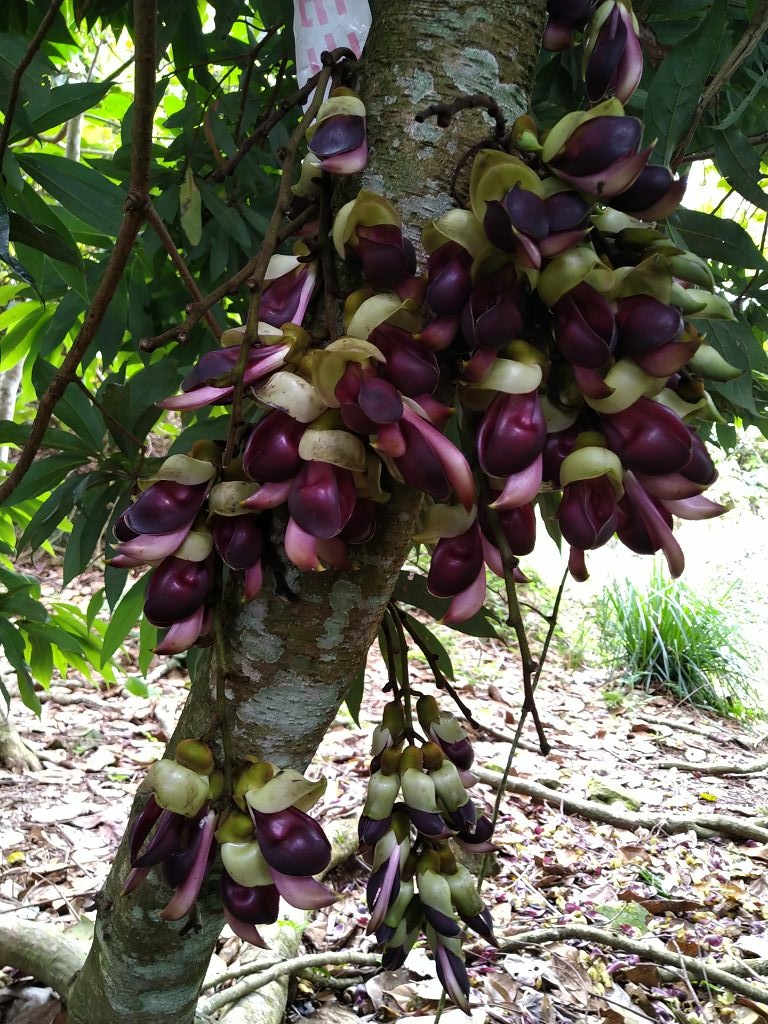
[1,608,767,1024]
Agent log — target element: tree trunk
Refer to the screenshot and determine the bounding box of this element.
[67,4,545,1023]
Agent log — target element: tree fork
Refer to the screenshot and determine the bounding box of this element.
[67,3,546,1022]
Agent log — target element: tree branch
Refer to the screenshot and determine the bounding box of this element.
[476,767,768,843]
[502,924,768,1004]
[0,0,158,507]
[0,0,66,168]
[672,0,768,169]
[145,205,222,340]
[137,204,318,353]
[209,54,355,183]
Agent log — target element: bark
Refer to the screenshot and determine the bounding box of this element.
[68,4,546,1023]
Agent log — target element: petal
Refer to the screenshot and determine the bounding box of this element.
[270,869,337,910]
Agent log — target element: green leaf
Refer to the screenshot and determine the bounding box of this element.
[86,587,105,629]
[0,453,87,507]
[100,574,149,665]
[698,317,766,414]
[8,211,82,268]
[0,195,40,297]
[180,168,202,247]
[669,208,768,271]
[17,153,124,236]
[643,0,728,164]
[138,615,157,677]
[0,419,97,457]
[399,610,455,681]
[712,126,768,214]
[62,479,116,585]
[22,81,112,138]
[393,571,500,639]
[0,616,38,714]
[198,180,251,250]
[34,362,105,453]
[18,475,83,553]
[343,663,365,726]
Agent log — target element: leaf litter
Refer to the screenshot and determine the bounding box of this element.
[0,587,767,1023]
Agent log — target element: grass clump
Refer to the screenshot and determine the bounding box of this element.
[595,563,760,717]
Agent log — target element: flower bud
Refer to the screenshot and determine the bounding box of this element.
[477,391,547,478]
[583,1,643,104]
[307,88,368,175]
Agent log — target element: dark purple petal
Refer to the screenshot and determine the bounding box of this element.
[428,522,484,599]
[338,497,377,545]
[251,806,332,876]
[221,871,280,925]
[553,116,642,176]
[616,295,683,355]
[545,190,591,233]
[553,283,616,367]
[372,324,440,397]
[357,225,416,291]
[585,5,628,101]
[144,556,214,628]
[243,411,305,483]
[601,397,693,474]
[288,461,357,539]
[558,477,619,549]
[212,515,263,571]
[123,481,208,537]
[477,391,547,478]
[309,114,366,160]
[426,242,473,316]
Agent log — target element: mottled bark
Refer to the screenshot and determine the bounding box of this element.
[68,4,546,1023]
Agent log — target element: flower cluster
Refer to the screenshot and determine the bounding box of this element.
[124,745,335,946]
[360,698,496,1012]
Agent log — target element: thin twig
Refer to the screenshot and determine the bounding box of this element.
[655,755,768,775]
[501,923,768,1004]
[144,205,222,340]
[318,173,339,340]
[200,950,380,998]
[233,23,286,144]
[210,51,356,183]
[0,0,158,508]
[476,767,768,843]
[415,93,506,140]
[0,0,66,167]
[74,378,147,451]
[672,0,768,169]
[138,203,318,352]
[393,602,480,727]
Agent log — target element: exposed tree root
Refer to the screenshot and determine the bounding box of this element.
[0,917,88,995]
[0,710,41,772]
[502,924,768,1004]
[634,713,744,743]
[199,951,380,1016]
[656,755,768,775]
[476,767,768,843]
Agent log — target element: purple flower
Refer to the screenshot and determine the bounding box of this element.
[584,1,643,105]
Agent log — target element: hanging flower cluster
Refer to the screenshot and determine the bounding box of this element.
[360,698,496,1012]
[117,13,742,1008]
[125,743,336,945]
